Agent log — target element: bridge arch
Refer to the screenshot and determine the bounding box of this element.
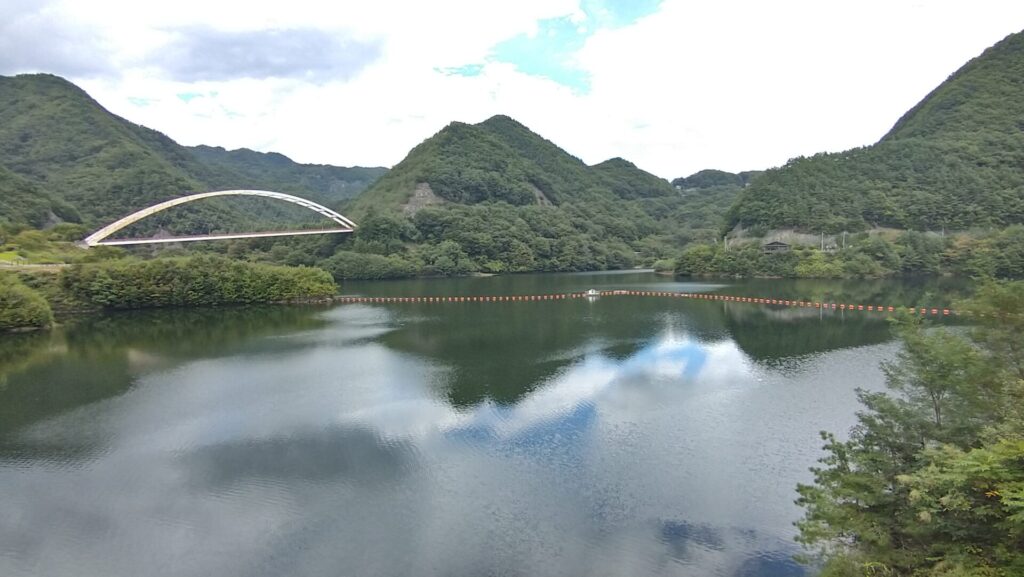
[83,190,357,247]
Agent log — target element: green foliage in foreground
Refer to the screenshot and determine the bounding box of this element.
[797,281,1024,576]
[61,255,337,309]
[676,227,1024,279]
[0,273,53,331]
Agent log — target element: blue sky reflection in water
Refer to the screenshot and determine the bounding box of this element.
[0,273,960,577]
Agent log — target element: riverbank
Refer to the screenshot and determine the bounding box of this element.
[676,227,1024,279]
[1,255,337,332]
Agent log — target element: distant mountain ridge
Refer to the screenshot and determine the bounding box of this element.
[727,30,1024,233]
[0,73,386,230]
[348,114,678,218]
[671,169,763,191]
[188,145,386,206]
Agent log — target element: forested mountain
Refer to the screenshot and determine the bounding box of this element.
[728,30,1024,233]
[0,74,745,278]
[0,164,74,228]
[188,146,385,206]
[347,115,678,218]
[671,169,762,191]
[0,74,385,231]
[324,115,743,277]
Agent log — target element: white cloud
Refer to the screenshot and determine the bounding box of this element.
[6,0,1024,178]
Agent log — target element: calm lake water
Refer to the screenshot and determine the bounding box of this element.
[0,272,966,577]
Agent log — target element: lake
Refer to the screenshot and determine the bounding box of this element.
[0,272,966,577]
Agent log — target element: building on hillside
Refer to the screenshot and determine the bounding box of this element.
[762,241,791,254]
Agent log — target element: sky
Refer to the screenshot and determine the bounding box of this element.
[2,1,1023,179]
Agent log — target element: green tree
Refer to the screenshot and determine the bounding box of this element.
[796,281,1024,576]
[0,273,53,331]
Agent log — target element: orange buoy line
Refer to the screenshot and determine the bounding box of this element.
[330,290,955,316]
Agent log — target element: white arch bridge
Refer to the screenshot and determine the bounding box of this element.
[82,190,357,247]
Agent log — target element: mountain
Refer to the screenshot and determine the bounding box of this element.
[728,30,1024,233]
[319,115,748,277]
[671,169,762,191]
[0,74,385,231]
[347,115,677,219]
[0,164,76,228]
[188,145,386,207]
[0,74,735,277]
[0,74,205,227]
[592,157,681,200]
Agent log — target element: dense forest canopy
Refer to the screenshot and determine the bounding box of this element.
[0,74,385,232]
[728,31,1024,233]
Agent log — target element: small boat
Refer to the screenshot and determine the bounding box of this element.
[585,289,600,298]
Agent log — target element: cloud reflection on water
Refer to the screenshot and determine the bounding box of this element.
[0,302,835,577]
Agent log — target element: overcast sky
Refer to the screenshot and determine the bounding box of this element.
[2,0,1023,178]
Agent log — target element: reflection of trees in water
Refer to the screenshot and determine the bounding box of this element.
[379,279,970,407]
[659,519,806,577]
[0,306,327,449]
[183,426,417,488]
[711,276,970,364]
[721,276,971,310]
[0,331,55,385]
[380,298,682,407]
[720,304,894,363]
[379,293,873,407]
[63,306,328,359]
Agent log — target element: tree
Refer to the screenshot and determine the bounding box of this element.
[797,281,1024,576]
[0,273,53,330]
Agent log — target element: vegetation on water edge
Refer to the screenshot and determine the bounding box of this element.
[60,255,337,309]
[797,280,1024,575]
[0,273,53,331]
[0,255,338,331]
[676,226,1024,279]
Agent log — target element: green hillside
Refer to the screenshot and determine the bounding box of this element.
[329,115,736,277]
[0,74,741,279]
[0,74,205,226]
[728,30,1024,233]
[188,145,386,207]
[592,157,680,199]
[671,169,762,190]
[348,115,678,218]
[0,164,76,228]
[0,74,385,235]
